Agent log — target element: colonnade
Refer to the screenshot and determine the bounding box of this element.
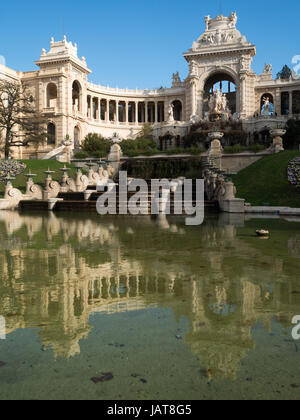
[86,96,167,124]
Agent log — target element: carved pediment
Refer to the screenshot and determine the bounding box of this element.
[191,12,251,51]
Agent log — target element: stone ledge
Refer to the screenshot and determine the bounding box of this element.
[245,206,300,216]
[219,198,245,213]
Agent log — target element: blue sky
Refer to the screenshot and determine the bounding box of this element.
[0,0,299,89]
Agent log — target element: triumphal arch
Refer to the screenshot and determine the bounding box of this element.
[0,12,299,158]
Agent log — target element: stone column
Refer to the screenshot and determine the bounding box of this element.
[275,88,281,115]
[289,91,293,116]
[106,100,109,122]
[145,102,148,123]
[239,75,246,118]
[135,102,138,124]
[155,102,158,123]
[98,98,101,120]
[189,77,198,118]
[116,101,119,123]
[125,101,129,124]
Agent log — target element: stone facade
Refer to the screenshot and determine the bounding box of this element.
[0,12,300,158]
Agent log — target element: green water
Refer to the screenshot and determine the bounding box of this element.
[0,211,300,400]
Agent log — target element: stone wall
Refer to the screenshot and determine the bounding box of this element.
[221,152,268,173]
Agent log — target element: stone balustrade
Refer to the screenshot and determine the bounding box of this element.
[0,162,115,210]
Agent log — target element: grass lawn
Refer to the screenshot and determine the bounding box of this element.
[0,160,77,197]
[233,151,300,207]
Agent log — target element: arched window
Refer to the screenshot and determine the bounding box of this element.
[46,83,57,108]
[172,100,183,121]
[47,123,56,145]
[204,73,237,116]
[72,81,81,112]
[261,93,274,116]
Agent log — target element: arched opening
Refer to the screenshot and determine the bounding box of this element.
[74,126,80,148]
[203,72,237,116]
[47,123,56,145]
[261,93,274,116]
[72,81,81,112]
[46,83,57,108]
[172,100,183,121]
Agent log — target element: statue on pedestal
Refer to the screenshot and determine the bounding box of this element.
[168,103,174,122]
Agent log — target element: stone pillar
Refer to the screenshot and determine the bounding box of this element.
[125,101,129,124]
[98,98,101,120]
[289,91,293,116]
[239,75,246,118]
[116,101,119,123]
[155,102,158,123]
[106,100,109,122]
[145,102,148,123]
[274,88,281,115]
[189,78,198,118]
[135,102,138,124]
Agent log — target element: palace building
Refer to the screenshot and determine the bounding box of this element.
[0,12,299,159]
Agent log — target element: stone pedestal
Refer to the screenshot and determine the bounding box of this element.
[269,129,286,154]
[208,131,224,169]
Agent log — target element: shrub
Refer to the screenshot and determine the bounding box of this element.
[81,133,111,156]
[92,150,108,159]
[121,137,157,156]
[74,151,89,159]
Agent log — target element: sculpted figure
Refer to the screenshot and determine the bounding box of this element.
[263,97,270,116]
[264,63,272,73]
[168,103,174,122]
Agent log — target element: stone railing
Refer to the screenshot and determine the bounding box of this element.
[202,154,245,213]
[0,162,115,211]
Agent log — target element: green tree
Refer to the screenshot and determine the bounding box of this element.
[277,65,292,80]
[0,80,47,159]
[81,133,111,156]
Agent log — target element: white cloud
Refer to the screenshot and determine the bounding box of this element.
[0,55,6,66]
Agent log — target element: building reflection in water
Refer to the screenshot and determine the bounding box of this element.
[0,210,299,381]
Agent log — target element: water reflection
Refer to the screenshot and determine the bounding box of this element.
[0,211,300,381]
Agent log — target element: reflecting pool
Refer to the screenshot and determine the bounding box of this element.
[0,211,300,400]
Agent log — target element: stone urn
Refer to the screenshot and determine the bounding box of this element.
[63,139,74,163]
[269,129,286,153]
[208,131,224,141]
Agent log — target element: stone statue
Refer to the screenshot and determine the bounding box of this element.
[263,97,270,116]
[229,12,237,28]
[264,63,272,73]
[172,72,181,84]
[208,90,230,121]
[205,15,211,31]
[168,103,174,122]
